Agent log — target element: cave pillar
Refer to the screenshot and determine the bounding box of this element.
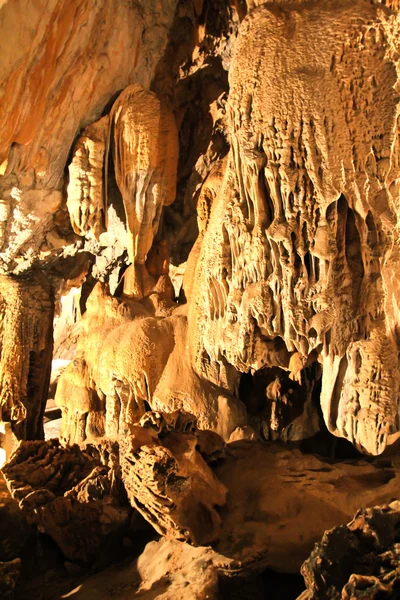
[0,275,54,460]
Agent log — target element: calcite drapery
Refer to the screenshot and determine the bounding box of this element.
[66,84,179,267]
[188,0,400,455]
[56,281,248,445]
[0,0,166,273]
[3,0,400,466]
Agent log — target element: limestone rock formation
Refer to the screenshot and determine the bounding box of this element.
[111,85,179,268]
[0,275,54,441]
[43,537,236,600]
[56,281,248,445]
[119,412,227,545]
[67,116,109,240]
[1,414,227,560]
[1,439,130,563]
[66,82,179,299]
[0,0,179,274]
[0,558,20,600]
[135,538,226,600]
[188,0,400,456]
[4,0,400,595]
[301,501,400,599]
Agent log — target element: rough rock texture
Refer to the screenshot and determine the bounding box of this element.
[119,411,227,545]
[0,558,20,600]
[67,116,110,240]
[67,82,179,286]
[3,1,400,594]
[0,275,54,441]
[301,501,400,599]
[111,85,179,268]
[135,538,226,599]
[1,439,130,563]
[0,472,32,563]
[188,0,400,455]
[2,0,400,459]
[55,282,248,444]
[1,414,227,558]
[37,538,235,600]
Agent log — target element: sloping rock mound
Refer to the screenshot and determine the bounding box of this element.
[43,538,236,600]
[135,538,228,599]
[214,441,400,572]
[301,501,400,599]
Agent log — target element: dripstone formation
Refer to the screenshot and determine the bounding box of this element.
[1,0,400,598]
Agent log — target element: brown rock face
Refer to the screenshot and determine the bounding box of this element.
[1,415,227,562]
[0,275,54,440]
[111,85,179,267]
[3,1,400,593]
[301,501,400,599]
[119,412,227,546]
[0,0,178,273]
[67,116,110,240]
[188,0,400,455]
[1,438,130,563]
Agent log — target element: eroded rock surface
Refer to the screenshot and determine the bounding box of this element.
[56,282,248,445]
[120,412,227,546]
[1,413,227,559]
[0,275,54,441]
[67,116,110,240]
[135,538,223,599]
[0,0,179,274]
[111,85,179,268]
[0,558,20,600]
[188,0,400,455]
[39,537,235,600]
[301,501,400,599]
[3,1,400,595]
[1,439,130,563]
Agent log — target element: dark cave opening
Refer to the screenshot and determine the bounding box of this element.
[219,567,305,600]
[238,364,362,460]
[238,365,310,441]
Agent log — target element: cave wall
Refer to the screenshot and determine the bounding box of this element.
[1,0,400,459]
